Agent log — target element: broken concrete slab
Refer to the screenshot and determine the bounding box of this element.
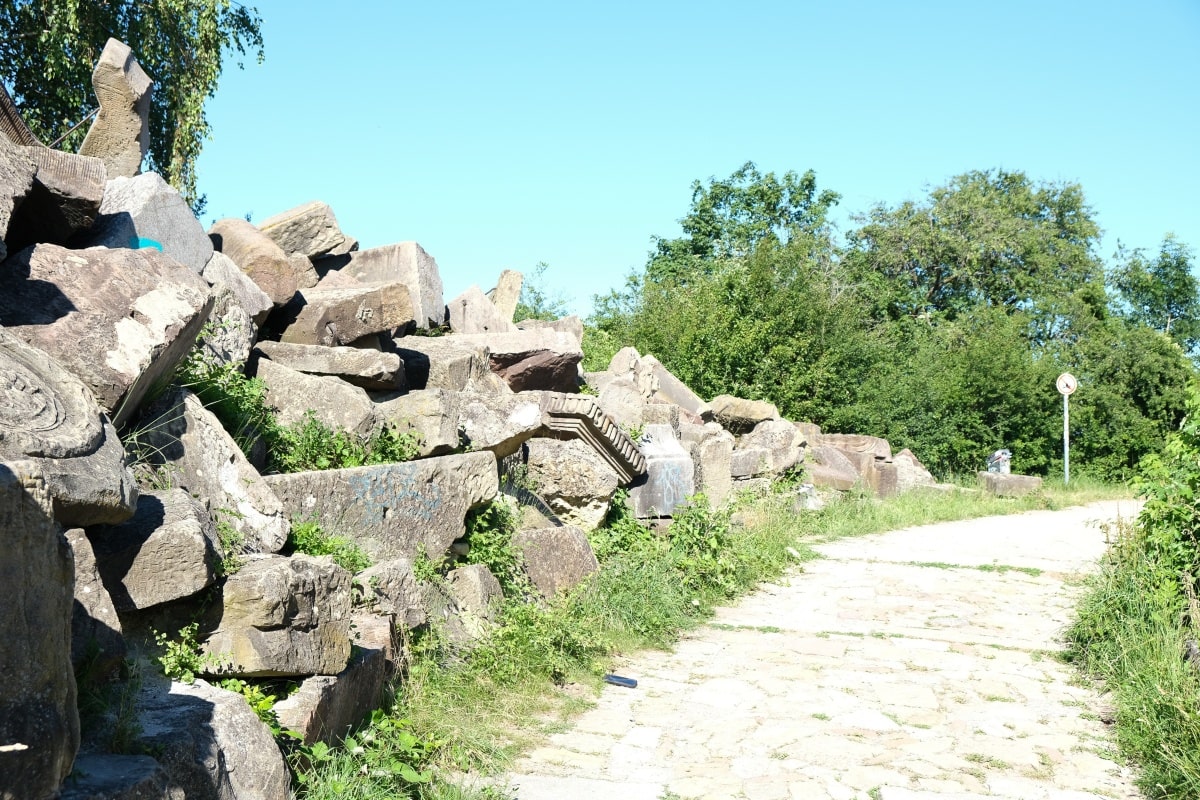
[277,282,413,347]
[342,242,445,329]
[257,201,349,259]
[513,526,599,598]
[263,452,499,563]
[78,38,153,178]
[253,340,405,391]
[84,172,213,273]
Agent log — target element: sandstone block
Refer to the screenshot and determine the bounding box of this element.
[257,201,348,259]
[0,135,36,262]
[451,329,582,393]
[448,284,515,334]
[629,424,695,518]
[894,448,936,491]
[66,529,126,682]
[735,417,805,476]
[78,38,152,178]
[254,359,377,437]
[273,636,388,746]
[642,355,712,420]
[202,251,274,325]
[681,423,735,509]
[209,217,303,306]
[977,471,1043,497]
[710,394,780,435]
[265,452,498,562]
[489,269,523,322]
[87,490,220,612]
[135,388,290,554]
[6,146,106,251]
[446,563,504,619]
[537,392,647,484]
[513,526,599,598]
[373,389,463,457]
[0,462,78,800]
[59,754,172,800]
[0,243,212,428]
[343,242,446,329]
[197,282,256,368]
[0,329,138,526]
[806,445,860,491]
[523,438,620,530]
[83,172,213,273]
[357,558,427,631]
[516,315,584,349]
[253,340,405,391]
[278,282,413,346]
[0,82,38,146]
[457,391,545,458]
[393,336,496,392]
[203,554,352,677]
[821,432,893,462]
[596,375,646,430]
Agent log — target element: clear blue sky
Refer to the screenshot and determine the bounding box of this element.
[196,0,1200,316]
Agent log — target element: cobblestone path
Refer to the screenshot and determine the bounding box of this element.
[505,500,1144,800]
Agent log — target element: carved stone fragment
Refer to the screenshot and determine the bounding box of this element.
[79,38,153,178]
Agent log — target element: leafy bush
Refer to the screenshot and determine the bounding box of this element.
[153,623,226,684]
[462,499,525,597]
[294,709,438,798]
[288,519,372,574]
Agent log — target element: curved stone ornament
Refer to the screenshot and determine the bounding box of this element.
[0,329,137,525]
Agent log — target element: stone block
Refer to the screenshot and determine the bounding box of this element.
[393,336,495,392]
[710,394,779,435]
[730,446,774,479]
[356,558,427,631]
[66,529,126,682]
[513,525,599,598]
[59,753,174,800]
[257,201,349,259]
[457,391,545,458]
[342,242,446,329]
[253,340,405,391]
[209,217,304,306]
[489,269,523,322]
[0,243,212,429]
[452,329,583,393]
[6,146,106,251]
[0,81,38,146]
[264,452,499,562]
[794,421,822,445]
[273,637,388,746]
[448,284,515,334]
[446,564,503,620]
[596,375,646,430]
[134,677,290,800]
[254,359,377,437]
[516,315,585,349]
[87,490,220,612]
[277,282,413,346]
[806,445,860,491]
[523,438,620,530]
[643,355,712,420]
[682,424,734,509]
[821,433,893,462]
[977,471,1043,497]
[0,135,36,262]
[0,329,137,526]
[871,461,900,498]
[135,388,290,554]
[536,392,646,484]
[203,554,352,677]
[202,251,275,325]
[78,38,152,178]
[629,424,695,518]
[0,461,78,800]
[373,389,464,457]
[735,418,805,476]
[642,401,680,432]
[197,282,256,369]
[894,448,936,491]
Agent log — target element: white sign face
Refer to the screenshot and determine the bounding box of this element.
[1057,372,1078,396]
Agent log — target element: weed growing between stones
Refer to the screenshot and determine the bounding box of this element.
[152,622,227,684]
[287,518,372,573]
[461,498,526,597]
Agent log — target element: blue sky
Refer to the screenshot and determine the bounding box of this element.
[196,0,1200,316]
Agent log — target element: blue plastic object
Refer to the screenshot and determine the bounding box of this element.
[603,673,638,689]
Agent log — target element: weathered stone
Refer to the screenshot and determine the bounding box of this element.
[516,315,585,349]
[393,336,497,392]
[0,136,36,262]
[710,394,780,435]
[6,146,106,251]
[287,253,320,290]
[537,392,647,484]
[489,269,523,322]
[730,446,774,480]
[595,375,645,430]
[794,421,822,445]
[278,282,413,347]
[735,418,805,476]
[871,461,900,498]
[821,432,893,462]
[894,448,936,491]
[0,243,212,428]
[254,359,377,437]
[806,444,860,491]
[201,251,274,325]
[66,529,126,682]
[446,564,503,620]
[681,423,735,509]
[0,329,138,526]
[977,471,1043,497]
[135,388,290,554]
[264,452,499,562]
[643,401,681,432]
[257,201,348,259]
[629,424,695,518]
[274,635,388,746]
[314,267,361,289]
[134,677,290,800]
[78,38,152,178]
[88,490,219,612]
[356,558,427,631]
[452,329,582,393]
[522,438,620,530]
[203,554,351,677]
[0,461,78,800]
[457,391,545,458]
[59,754,176,800]
[513,526,599,598]
[209,218,303,306]
[421,580,483,646]
[0,82,38,146]
[642,355,712,420]
[448,284,515,334]
[197,282,256,368]
[253,340,404,391]
[342,242,446,329]
[373,389,464,457]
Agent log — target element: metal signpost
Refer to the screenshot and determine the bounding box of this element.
[1056,372,1077,485]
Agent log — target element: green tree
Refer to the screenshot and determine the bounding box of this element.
[1110,234,1200,356]
[0,0,264,209]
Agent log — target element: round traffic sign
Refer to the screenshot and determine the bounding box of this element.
[1057,372,1077,396]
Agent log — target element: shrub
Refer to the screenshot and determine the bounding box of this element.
[288,519,372,574]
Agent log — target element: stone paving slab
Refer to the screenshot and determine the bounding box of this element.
[503,500,1144,799]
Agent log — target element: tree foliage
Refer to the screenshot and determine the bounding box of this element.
[0,0,264,209]
[1111,234,1200,356]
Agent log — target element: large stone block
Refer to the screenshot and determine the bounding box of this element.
[393,336,497,392]
[135,388,290,554]
[83,172,213,273]
[516,315,584,350]
[78,38,152,178]
[277,282,413,346]
[197,282,256,369]
[710,394,779,435]
[457,391,545,458]
[894,448,936,491]
[87,490,220,612]
[451,329,582,393]
[257,201,349,259]
[0,329,137,526]
[0,462,78,800]
[537,393,646,485]
[342,242,446,329]
[66,529,126,682]
[821,433,893,463]
[446,564,503,620]
[373,389,464,457]
[977,471,1043,497]
[512,526,599,598]
[595,374,646,431]
[0,243,212,429]
[273,634,388,746]
[253,340,405,391]
[356,558,427,631]
[0,81,38,146]
[488,269,523,322]
[59,753,174,800]
[734,418,805,476]
[806,445,860,492]
[448,284,515,334]
[134,677,291,800]
[264,452,499,562]
[523,438,620,530]
[0,135,36,262]
[642,355,712,420]
[681,423,734,509]
[209,217,306,306]
[254,359,377,437]
[629,424,695,518]
[202,251,274,325]
[6,146,106,251]
[203,554,352,677]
